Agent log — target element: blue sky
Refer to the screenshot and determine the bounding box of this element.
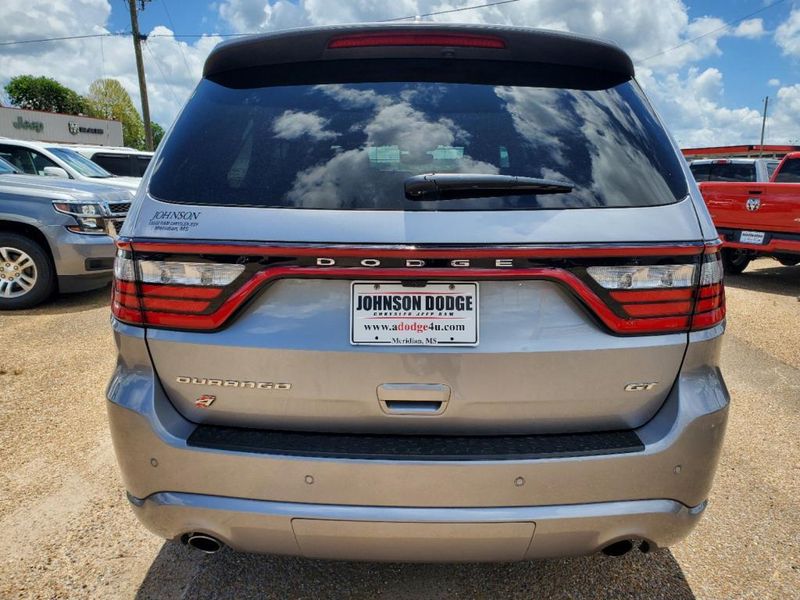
[2,1,799,146]
[682,0,794,108]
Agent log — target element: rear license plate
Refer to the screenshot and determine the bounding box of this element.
[351,281,479,346]
[740,230,766,244]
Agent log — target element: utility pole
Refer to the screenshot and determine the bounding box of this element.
[127,0,153,151]
[759,96,769,157]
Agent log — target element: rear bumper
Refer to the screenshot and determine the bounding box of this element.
[719,229,800,256]
[107,322,729,560]
[130,492,705,561]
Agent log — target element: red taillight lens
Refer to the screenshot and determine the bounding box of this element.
[111,250,244,330]
[327,33,506,49]
[691,248,725,330]
[586,263,697,332]
[111,242,724,335]
[585,247,725,333]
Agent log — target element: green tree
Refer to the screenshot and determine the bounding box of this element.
[151,122,165,148]
[4,75,86,114]
[85,78,145,149]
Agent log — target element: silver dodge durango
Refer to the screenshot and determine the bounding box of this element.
[107,23,729,562]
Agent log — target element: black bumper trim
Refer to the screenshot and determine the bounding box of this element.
[58,272,112,293]
[84,257,115,271]
[187,425,644,461]
[718,228,800,242]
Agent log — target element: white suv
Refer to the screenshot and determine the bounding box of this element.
[0,138,140,191]
[63,145,153,178]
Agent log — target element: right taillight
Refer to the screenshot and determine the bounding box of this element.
[691,248,725,330]
[586,263,697,333]
[585,245,725,333]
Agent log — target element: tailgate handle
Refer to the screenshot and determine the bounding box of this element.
[377,383,451,415]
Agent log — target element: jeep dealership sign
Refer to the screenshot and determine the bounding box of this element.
[0,107,122,146]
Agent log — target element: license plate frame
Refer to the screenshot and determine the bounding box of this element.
[350,281,479,346]
[739,230,766,245]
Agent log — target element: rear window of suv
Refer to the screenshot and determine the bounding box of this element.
[690,162,756,182]
[150,72,688,210]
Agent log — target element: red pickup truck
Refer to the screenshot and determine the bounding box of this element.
[698,152,800,273]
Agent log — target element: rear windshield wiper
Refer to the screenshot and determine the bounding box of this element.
[404,173,573,201]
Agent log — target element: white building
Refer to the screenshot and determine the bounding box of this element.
[0,106,123,146]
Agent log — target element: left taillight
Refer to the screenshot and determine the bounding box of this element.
[111,249,245,329]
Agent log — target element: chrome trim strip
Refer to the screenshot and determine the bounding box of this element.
[143,491,701,522]
[119,238,706,253]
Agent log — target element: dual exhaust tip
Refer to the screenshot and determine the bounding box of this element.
[181,532,650,558]
[602,539,651,557]
[183,533,223,554]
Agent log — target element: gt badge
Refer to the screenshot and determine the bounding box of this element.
[624,383,658,392]
[195,394,216,408]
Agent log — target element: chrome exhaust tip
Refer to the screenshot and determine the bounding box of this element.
[184,533,223,554]
[601,540,634,557]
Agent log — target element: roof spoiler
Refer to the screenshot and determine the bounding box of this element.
[203,23,635,82]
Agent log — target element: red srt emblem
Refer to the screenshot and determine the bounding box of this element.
[195,395,216,408]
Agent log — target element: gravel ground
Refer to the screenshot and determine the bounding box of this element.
[0,258,798,599]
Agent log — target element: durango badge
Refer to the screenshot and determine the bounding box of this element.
[176,376,291,390]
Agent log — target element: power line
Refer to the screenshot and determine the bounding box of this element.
[159,0,193,75]
[143,41,183,109]
[0,32,126,46]
[381,0,522,22]
[150,1,524,36]
[99,35,106,81]
[0,1,523,45]
[4,0,782,61]
[636,0,788,63]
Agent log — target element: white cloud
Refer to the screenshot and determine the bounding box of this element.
[775,8,800,56]
[0,0,793,148]
[0,1,218,129]
[218,0,273,32]
[138,27,221,125]
[217,0,750,71]
[272,110,337,140]
[776,84,800,109]
[212,0,793,146]
[637,67,764,147]
[769,84,800,143]
[769,78,781,87]
[635,69,800,147]
[733,18,765,39]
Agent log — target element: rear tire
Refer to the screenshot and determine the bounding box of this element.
[721,249,751,275]
[0,233,55,309]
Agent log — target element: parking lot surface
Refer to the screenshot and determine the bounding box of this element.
[0,259,798,599]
